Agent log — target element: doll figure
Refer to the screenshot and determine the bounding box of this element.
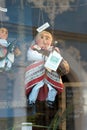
[0,27,21,71]
[25,31,64,108]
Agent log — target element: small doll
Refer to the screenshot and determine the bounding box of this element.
[0,27,21,71]
[25,31,65,108]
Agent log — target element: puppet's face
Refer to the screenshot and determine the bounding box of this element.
[35,31,53,50]
[0,28,8,40]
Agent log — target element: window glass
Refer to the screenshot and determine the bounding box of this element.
[0,1,87,130]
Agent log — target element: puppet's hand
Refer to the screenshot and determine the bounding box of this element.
[54,47,60,53]
[31,44,41,50]
[14,47,21,56]
[40,49,50,56]
[57,59,70,76]
[45,67,52,72]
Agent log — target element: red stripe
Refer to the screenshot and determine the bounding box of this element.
[25,61,44,71]
[25,74,44,89]
[45,75,64,89]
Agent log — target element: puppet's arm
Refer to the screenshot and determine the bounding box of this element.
[27,47,44,61]
[0,39,8,47]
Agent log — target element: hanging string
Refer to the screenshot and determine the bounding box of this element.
[38,8,44,28]
[0,7,7,27]
[0,12,3,27]
[0,10,3,27]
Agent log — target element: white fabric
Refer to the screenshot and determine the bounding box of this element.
[29,80,44,103]
[27,47,44,62]
[7,53,14,63]
[46,83,57,101]
[28,81,57,103]
[0,39,10,47]
[0,59,5,68]
[6,59,12,68]
[0,39,14,70]
[46,87,57,102]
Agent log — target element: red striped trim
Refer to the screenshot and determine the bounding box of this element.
[45,75,64,89]
[25,74,44,89]
[25,61,44,71]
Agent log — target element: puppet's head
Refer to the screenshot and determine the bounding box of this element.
[35,31,53,50]
[0,27,8,40]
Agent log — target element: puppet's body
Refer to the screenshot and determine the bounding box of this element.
[25,31,65,108]
[0,27,21,71]
[0,28,14,71]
